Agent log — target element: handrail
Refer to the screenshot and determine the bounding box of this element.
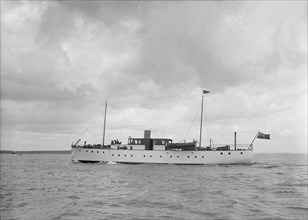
[210,144,251,151]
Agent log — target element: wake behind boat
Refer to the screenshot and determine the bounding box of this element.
[71,90,270,164]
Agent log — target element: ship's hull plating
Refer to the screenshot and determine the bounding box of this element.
[71,147,253,164]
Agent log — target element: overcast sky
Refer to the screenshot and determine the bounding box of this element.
[1,1,307,153]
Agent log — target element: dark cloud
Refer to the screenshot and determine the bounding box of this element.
[118,2,258,91]
[1,77,94,104]
[61,0,142,23]
[38,2,74,46]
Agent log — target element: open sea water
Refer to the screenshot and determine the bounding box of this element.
[0,153,307,220]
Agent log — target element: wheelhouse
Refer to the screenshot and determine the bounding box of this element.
[127,137,172,150]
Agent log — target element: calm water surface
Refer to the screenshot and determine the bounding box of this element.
[0,153,307,220]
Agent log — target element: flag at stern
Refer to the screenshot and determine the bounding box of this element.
[257,131,270,140]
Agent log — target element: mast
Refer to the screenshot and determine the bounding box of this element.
[102,99,107,146]
[199,95,204,150]
[199,90,209,150]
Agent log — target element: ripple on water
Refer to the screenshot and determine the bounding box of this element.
[67,195,80,200]
[15,202,28,208]
[0,153,307,220]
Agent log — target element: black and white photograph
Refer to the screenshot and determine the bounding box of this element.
[1,0,307,219]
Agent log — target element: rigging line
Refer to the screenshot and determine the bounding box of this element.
[184,106,200,141]
[75,115,101,140]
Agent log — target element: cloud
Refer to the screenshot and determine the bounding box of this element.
[1,1,306,152]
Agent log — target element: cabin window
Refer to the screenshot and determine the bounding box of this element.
[162,140,165,145]
[154,140,157,145]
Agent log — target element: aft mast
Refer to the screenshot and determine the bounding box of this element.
[199,90,210,150]
[102,99,107,147]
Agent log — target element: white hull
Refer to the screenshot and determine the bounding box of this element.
[71,147,253,164]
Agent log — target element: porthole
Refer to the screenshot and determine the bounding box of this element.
[150,155,152,157]
[124,155,126,157]
[170,156,172,158]
[202,156,204,158]
[228,152,231,155]
[220,152,223,155]
[131,155,133,157]
[177,156,179,158]
[112,154,114,156]
[187,156,190,158]
[240,152,243,154]
[86,150,88,152]
[143,155,146,157]
[103,151,105,153]
[79,150,81,152]
[91,151,93,153]
[195,156,197,158]
[118,154,120,157]
[97,151,99,153]
[160,155,162,158]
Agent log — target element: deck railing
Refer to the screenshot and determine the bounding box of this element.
[72,143,253,151]
[208,144,251,151]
